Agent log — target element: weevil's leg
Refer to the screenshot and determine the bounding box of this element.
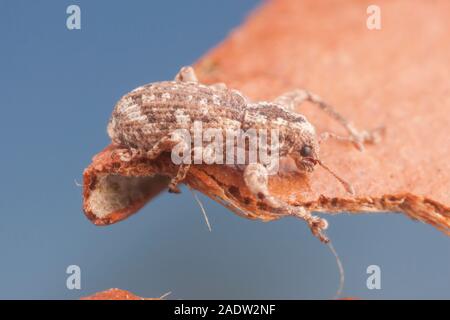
[168,163,191,193]
[144,133,192,194]
[209,82,227,90]
[174,66,198,83]
[112,147,145,162]
[243,163,329,242]
[175,66,227,90]
[168,142,223,192]
[144,135,179,160]
[319,131,357,144]
[169,145,218,194]
[318,126,384,150]
[274,89,383,151]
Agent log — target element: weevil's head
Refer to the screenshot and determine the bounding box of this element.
[288,120,321,173]
[288,117,355,195]
[294,142,320,172]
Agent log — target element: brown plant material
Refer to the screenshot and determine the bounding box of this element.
[81,288,162,300]
[83,0,450,237]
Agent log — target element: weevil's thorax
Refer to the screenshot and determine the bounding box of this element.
[242,102,319,159]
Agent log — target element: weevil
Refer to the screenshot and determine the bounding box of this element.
[107,66,382,242]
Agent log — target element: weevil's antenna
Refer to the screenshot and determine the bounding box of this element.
[316,159,355,195]
[159,291,172,300]
[189,187,212,232]
[74,179,82,187]
[327,240,345,299]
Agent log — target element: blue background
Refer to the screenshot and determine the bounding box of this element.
[0,0,448,299]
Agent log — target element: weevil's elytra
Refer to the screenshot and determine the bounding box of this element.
[109,81,245,149]
[107,66,383,242]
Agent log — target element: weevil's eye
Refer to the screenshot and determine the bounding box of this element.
[300,145,312,157]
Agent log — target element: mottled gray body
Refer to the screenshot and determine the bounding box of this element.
[108,81,316,161]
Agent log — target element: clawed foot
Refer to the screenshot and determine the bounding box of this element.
[168,183,181,194]
[349,125,385,151]
[306,216,330,243]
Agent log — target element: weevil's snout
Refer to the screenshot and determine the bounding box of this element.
[294,141,320,172]
[298,156,318,172]
[302,158,317,172]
